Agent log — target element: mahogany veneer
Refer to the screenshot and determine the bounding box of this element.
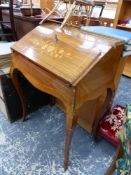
[10,23,125,170]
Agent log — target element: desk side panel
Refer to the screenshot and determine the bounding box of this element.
[76,44,124,133]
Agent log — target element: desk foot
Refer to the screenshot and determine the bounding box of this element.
[22,112,28,122]
[64,128,73,170]
[64,163,68,171]
[22,117,28,122]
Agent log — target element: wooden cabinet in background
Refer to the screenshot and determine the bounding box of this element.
[113,0,131,78]
[114,0,131,31]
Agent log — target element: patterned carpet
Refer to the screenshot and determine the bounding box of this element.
[0,76,131,175]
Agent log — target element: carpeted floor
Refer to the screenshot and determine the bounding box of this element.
[0,76,131,175]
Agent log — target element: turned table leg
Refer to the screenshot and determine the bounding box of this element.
[10,66,27,121]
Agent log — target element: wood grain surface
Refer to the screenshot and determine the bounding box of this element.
[10,22,124,170]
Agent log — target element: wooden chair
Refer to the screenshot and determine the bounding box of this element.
[40,0,94,28]
[68,0,94,27]
[0,0,17,41]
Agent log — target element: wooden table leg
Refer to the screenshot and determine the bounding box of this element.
[105,143,123,175]
[64,94,78,170]
[10,66,27,121]
[64,114,78,171]
[64,127,73,170]
[92,88,114,139]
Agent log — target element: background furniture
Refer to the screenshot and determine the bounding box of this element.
[2,9,63,39]
[10,12,42,39]
[93,0,118,27]
[113,0,131,78]
[0,41,16,120]
[99,16,114,27]
[64,0,94,27]
[2,9,42,39]
[40,0,54,10]
[0,0,17,40]
[114,0,131,31]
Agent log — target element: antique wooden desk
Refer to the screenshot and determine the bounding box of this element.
[10,23,124,170]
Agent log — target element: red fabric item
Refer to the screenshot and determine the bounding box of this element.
[98,105,126,146]
[118,18,131,25]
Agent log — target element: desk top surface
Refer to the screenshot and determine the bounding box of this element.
[12,23,123,85]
